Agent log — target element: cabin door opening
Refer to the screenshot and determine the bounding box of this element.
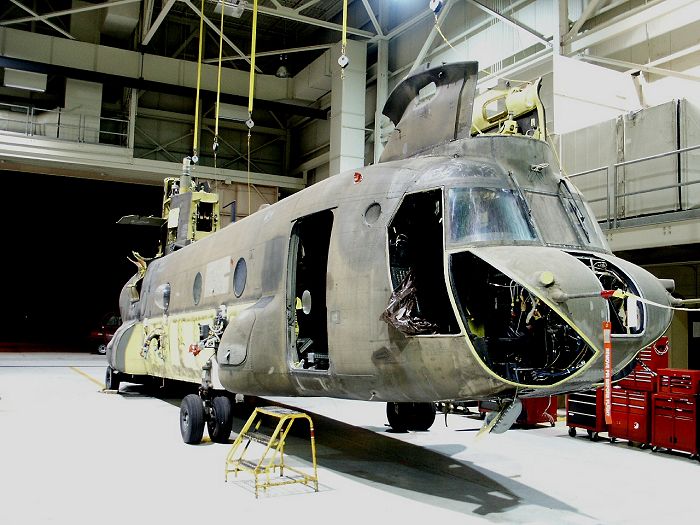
[287,210,334,371]
[386,190,459,334]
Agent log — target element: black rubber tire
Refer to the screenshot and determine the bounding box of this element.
[105,367,121,391]
[207,396,233,443]
[386,402,408,432]
[568,427,576,437]
[386,402,436,432]
[180,394,205,444]
[410,402,437,431]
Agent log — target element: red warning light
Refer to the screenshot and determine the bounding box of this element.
[353,172,363,184]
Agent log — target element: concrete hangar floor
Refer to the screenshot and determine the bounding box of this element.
[0,350,696,525]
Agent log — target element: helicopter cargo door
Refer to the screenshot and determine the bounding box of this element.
[287,210,334,371]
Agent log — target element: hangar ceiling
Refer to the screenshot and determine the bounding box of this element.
[0,0,699,195]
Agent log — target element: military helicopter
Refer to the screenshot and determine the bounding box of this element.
[106,61,673,444]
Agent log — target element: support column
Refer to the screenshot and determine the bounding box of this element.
[554,0,569,56]
[374,39,388,164]
[128,88,137,149]
[329,39,367,176]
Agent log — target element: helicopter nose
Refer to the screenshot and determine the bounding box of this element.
[450,247,673,387]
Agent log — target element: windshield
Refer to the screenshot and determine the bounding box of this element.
[523,189,610,251]
[447,187,536,246]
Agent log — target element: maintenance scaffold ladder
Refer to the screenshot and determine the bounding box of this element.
[224,406,319,498]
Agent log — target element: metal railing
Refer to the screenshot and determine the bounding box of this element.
[0,102,129,147]
[568,143,700,229]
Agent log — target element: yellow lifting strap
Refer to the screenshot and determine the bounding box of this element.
[247,0,259,119]
[213,0,225,166]
[338,0,349,78]
[246,0,259,217]
[192,0,206,162]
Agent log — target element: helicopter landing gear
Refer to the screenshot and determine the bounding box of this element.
[386,402,436,432]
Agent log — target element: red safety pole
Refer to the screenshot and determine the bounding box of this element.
[603,321,612,425]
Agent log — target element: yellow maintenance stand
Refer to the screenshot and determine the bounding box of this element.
[225,406,319,498]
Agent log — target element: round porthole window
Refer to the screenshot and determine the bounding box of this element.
[233,258,247,298]
[364,202,382,225]
[154,283,171,312]
[193,272,202,305]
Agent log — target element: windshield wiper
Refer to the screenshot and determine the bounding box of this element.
[559,179,590,243]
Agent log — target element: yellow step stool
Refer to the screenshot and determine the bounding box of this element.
[224,406,319,498]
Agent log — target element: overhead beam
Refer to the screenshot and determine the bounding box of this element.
[204,44,332,64]
[181,0,260,72]
[386,9,433,40]
[466,0,551,48]
[390,0,533,79]
[8,0,75,40]
[563,0,605,44]
[567,0,694,54]
[581,55,700,83]
[408,1,455,75]
[361,0,384,38]
[0,55,327,120]
[242,3,375,39]
[142,0,176,46]
[171,28,198,58]
[0,0,140,26]
[141,0,156,42]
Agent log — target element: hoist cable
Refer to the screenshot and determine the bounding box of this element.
[193,0,206,160]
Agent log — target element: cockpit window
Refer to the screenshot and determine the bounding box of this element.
[447,187,536,245]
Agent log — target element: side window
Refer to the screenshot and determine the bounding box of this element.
[385,189,459,335]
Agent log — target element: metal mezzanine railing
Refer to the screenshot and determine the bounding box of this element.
[568,143,700,230]
[0,102,129,147]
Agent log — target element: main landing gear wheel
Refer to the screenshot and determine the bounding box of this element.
[386,402,436,432]
[105,367,121,391]
[180,394,205,444]
[207,396,233,443]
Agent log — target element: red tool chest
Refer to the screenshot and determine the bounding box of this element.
[478,397,557,426]
[651,393,699,457]
[657,368,700,396]
[566,388,607,440]
[619,337,669,392]
[608,387,651,444]
[517,397,557,426]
